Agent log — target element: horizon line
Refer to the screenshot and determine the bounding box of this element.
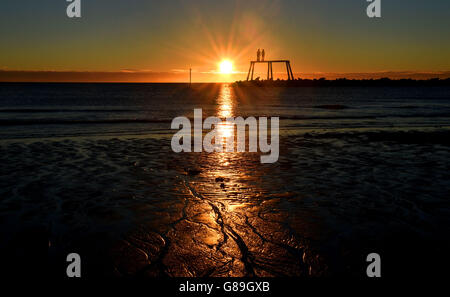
[1,70,449,83]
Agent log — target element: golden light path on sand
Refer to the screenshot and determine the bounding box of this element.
[105,84,317,277]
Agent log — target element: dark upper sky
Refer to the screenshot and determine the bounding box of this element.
[0,0,449,81]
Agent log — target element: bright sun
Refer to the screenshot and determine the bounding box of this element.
[219,60,233,74]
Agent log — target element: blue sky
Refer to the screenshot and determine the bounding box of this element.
[0,0,449,81]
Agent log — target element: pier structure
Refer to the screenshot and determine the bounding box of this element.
[246,60,295,81]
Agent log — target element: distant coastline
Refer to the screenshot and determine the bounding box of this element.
[235,77,450,87]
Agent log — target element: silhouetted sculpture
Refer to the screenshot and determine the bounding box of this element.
[257,49,261,62]
[246,58,295,81]
[262,49,265,61]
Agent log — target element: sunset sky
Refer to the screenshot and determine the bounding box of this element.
[0,0,449,82]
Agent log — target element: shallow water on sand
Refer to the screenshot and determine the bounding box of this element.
[0,83,449,277]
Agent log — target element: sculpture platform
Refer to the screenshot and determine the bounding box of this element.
[246,60,294,81]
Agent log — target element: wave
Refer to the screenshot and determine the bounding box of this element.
[300,129,450,145]
[0,108,138,113]
[0,119,173,126]
[1,113,450,126]
[313,104,349,110]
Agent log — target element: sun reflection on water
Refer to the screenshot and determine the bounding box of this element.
[217,84,235,118]
[216,84,236,149]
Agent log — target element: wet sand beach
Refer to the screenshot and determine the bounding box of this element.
[0,83,449,278]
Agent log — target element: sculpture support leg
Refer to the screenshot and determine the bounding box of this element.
[286,62,291,80]
[288,62,294,80]
[246,62,252,81]
[270,62,273,80]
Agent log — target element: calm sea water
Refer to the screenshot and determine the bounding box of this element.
[0,83,449,278]
[1,83,450,139]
